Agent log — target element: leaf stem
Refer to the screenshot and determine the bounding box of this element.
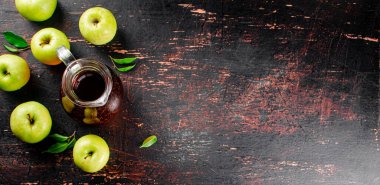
[68,130,76,141]
[18,46,30,51]
[109,56,118,69]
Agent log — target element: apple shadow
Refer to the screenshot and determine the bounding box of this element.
[85,29,149,148]
[93,28,140,63]
[122,95,156,149]
[115,30,150,146]
[3,72,57,103]
[31,2,65,28]
[115,28,141,72]
[111,29,138,57]
[49,62,67,73]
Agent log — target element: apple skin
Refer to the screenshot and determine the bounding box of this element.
[15,0,57,22]
[10,101,52,144]
[79,7,117,45]
[0,54,30,91]
[31,28,70,65]
[73,134,110,173]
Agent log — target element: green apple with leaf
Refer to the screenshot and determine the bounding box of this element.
[31,28,70,65]
[15,0,57,22]
[10,101,52,144]
[79,7,117,45]
[73,134,110,173]
[0,54,30,91]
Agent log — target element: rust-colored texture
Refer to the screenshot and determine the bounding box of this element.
[0,0,378,184]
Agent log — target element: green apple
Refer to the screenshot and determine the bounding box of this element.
[0,54,30,91]
[10,101,52,144]
[31,28,70,65]
[79,7,117,45]
[73,134,110,173]
[15,0,57,22]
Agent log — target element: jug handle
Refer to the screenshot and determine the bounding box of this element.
[56,46,76,66]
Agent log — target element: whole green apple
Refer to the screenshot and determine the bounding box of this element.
[79,7,117,45]
[0,54,30,91]
[73,134,110,173]
[10,101,52,144]
[31,28,70,65]
[15,0,57,22]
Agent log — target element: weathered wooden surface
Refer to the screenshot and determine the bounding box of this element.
[0,0,379,184]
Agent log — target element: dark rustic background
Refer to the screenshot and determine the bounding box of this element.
[0,0,379,184]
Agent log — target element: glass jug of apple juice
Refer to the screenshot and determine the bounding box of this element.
[56,46,123,124]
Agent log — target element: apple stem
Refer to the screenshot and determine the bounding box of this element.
[27,114,35,125]
[84,151,94,159]
[2,70,9,76]
[92,19,99,25]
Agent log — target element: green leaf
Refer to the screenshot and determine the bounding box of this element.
[116,63,136,72]
[43,142,69,154]
[43,131,77,154]
[49,133,69,142]
[109,56,138,72]
[67,137,77,149]
[3,44,19,53]
[2,32,28,48]
[110,57,137,65]
[140,135,157,148]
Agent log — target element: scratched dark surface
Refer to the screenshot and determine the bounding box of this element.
[0,0,379,184]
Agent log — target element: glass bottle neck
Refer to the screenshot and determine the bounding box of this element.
[61,60,113,107]
[57,45,113,107]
